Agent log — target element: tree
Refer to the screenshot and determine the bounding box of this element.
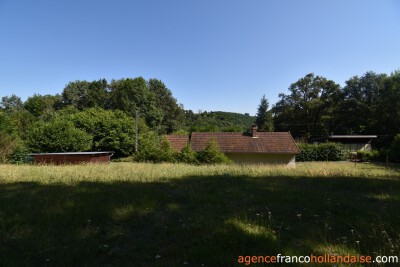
[24,94,61,117]
[337,72,387,135]
[71,107,136,157]
[272,73,341,139]
[148,79,185,134]
[255,95,274,131]
[0,110,18,162]
[1,94,23,112]
[109,77,162,128]
[61,79,109,110]
[27,117,92,153]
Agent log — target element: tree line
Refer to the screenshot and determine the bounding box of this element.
[271,71,400,149]
[1,69,400,162]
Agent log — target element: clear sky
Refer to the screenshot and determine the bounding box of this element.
[1,0,399,115]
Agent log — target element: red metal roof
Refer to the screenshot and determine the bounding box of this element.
[166,131,299,154]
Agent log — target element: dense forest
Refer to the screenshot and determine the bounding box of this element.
[1,69,400,162]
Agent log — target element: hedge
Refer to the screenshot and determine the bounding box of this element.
[297,143,345,162]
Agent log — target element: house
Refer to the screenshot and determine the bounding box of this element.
[327,135,377,151]
[31,151,114,164]
[165,125,300,165]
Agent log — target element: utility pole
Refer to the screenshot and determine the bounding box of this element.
[135,110,138,153]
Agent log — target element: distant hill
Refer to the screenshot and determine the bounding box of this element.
[185,110,256,132]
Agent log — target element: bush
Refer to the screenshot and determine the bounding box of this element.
[297,143,345,162]
[8,146,33,164]
[356,150,380,162]
[389,134,400,162]
[135,134,177,163]
[196,139,232,164]
[71,108,136,158]
[0,133,17,163]
[176,143,198,164]
[27,118,92,152]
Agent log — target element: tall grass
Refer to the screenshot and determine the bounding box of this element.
[0,162,399,266]
[1,162,398,184]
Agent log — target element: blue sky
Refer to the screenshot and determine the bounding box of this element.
[1,0,399,115]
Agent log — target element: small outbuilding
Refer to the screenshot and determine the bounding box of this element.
[31,151,114,165]
[328,135,377,151]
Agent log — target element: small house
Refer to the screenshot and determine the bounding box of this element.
[31,151,114,164]
[165,125,300,165]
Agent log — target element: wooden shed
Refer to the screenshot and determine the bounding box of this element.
[31,151,114,165]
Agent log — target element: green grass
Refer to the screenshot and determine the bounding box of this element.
[0,162,399,266]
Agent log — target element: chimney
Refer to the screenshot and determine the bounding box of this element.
[251,124,258,137]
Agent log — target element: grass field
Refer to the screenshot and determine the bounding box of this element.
[0,162,399,266]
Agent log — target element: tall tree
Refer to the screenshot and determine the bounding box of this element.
[337,72,387,135]
[61,79,109,110]
[1,94,23,112]
[148,79,184,133]
[255,95,274,131]
[109,77,162,128]
[24,94,62,117]
[273,73,340,139]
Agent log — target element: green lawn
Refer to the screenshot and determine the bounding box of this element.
[0,162,399,266]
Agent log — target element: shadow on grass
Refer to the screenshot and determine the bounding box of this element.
[1,174,400,266]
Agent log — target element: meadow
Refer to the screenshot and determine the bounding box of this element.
[0,162,399,266]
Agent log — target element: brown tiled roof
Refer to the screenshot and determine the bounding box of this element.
[164,135,189,151]
[190,132,300,154]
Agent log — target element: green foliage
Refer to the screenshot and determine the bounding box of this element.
[0,133,17,163]
[1,94,23,112]
[8,145,32,164]
[71,108,136,157]
[185,110,255,132]
[176,143,198,164]
[0,110,19,163]
[297,143,345,162]
[273,73,341,138]
[61,79,109,110]
[24,94,61,117]
[148,79,185,134]
[27,117,92,152]
[109,77,162,128]
[135,132,177,163]
[255,95,274,131]
[389,134,400,162]
[196,139,232,164]
[356,150,380,162]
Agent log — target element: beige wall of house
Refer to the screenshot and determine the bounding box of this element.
[224,153,296,165]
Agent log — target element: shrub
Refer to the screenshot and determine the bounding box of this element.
[176,143,198,164]
[27,118,92,152]
[71,108,136,157]
[135,134,177,163]
[0,133,17,163]
[297,143,345,162]
[196,139,232,164]
[389,134,400,162]
[356,150,380,162]
[8,145,33,164]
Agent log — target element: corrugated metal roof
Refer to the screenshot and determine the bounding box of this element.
[329,135,377,139]
[31,151,114,156]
